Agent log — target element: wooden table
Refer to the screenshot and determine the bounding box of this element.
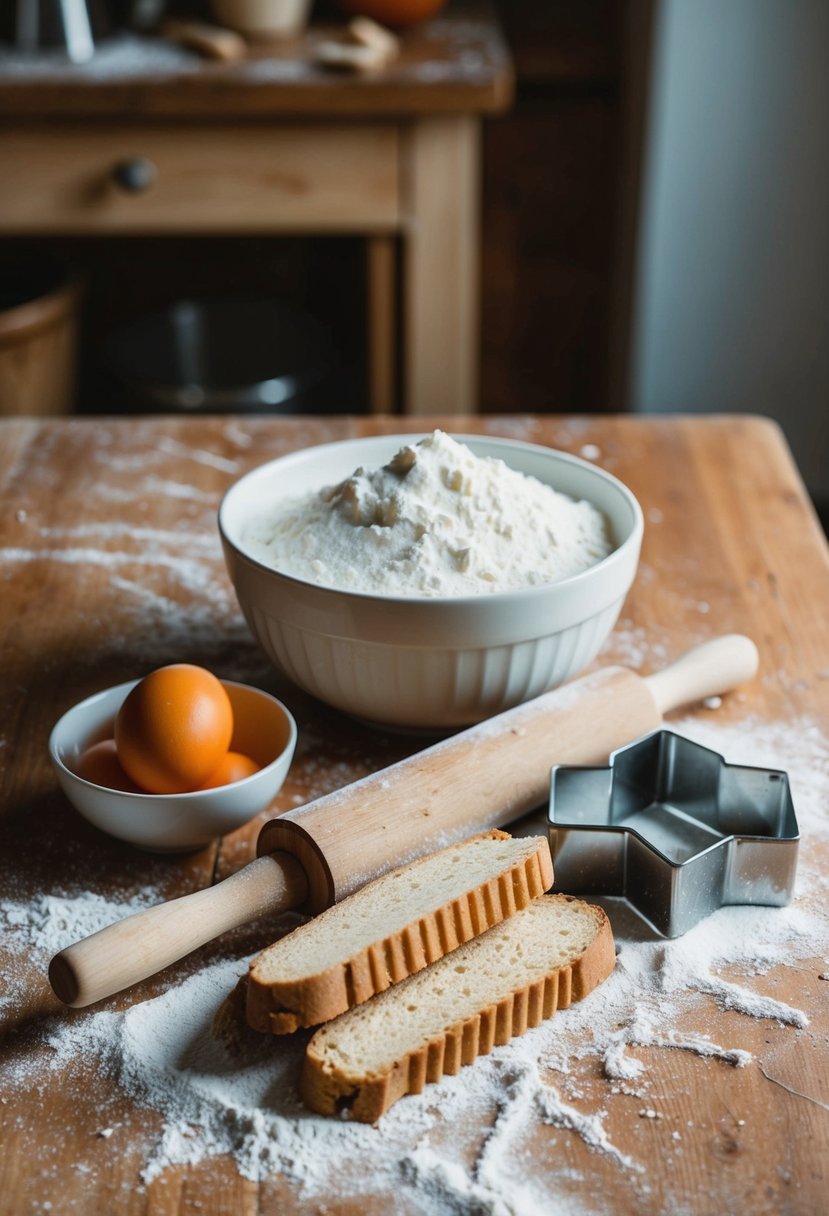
[1,413,828,1215]
[0,1,512,416]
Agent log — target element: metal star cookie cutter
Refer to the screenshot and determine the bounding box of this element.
[547,729,800,937]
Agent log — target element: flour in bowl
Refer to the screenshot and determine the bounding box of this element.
[242,431,612,596]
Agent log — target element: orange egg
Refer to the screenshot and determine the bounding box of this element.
[198,751,260,790]
[115,664,233,794]
[76,738,142,793]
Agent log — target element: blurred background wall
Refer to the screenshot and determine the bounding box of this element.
[628,0,829,507]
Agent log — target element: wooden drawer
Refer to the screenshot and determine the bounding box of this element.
[0,123,400,233]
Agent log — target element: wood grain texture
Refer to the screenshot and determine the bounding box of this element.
[50,853,308,1008]
[0,124,400,235]
[0,413,827,1214]
[258,665,659,906]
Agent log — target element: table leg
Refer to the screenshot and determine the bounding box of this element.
[366,234,397,414]
[402,116,480,416]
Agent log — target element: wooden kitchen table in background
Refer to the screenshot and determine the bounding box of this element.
[1,414,828,1215]
[0,1,512,417]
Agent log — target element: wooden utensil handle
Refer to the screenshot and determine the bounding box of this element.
[643,634,759,715]
[260,665,658,912]
[260,635,759,911]
[49,853,307,1008]
[50,636,757,1008]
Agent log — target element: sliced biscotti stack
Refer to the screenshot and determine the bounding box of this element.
[301,894,615,1122]
[246,830,554,1033]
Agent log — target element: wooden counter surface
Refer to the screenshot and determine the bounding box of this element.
[0,1,513,119]
[1,414,827,1215]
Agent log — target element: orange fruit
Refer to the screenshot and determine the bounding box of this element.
[115,664,233,794]
[198,751,260,790]
[335,0,447,29]
[76,738,142,793]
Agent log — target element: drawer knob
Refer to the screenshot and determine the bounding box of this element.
[112,158,157,194]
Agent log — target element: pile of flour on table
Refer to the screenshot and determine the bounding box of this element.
[242,431,612,596]
[3,711,827,1213]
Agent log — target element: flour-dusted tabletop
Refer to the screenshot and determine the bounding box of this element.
[1,413,828,1215]
[0,0,512,118]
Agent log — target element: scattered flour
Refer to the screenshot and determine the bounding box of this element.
[2,715,827,1211]
[0,889,160,1018]
[534,1081,640,1173]
[5,421,826,1210]
[0,889,161,957]
[602,1039,647,1082]
[0,477,265,676]
[0,33,195,78]
[242,431,612,596]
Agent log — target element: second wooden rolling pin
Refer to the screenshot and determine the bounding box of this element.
[49,634,758,1007]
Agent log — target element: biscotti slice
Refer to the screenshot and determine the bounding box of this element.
[246,831,553,1034]
[301,894,614,1122]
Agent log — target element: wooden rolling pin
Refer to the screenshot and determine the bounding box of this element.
[49,635,758,1008]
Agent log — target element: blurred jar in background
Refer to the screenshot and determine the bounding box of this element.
[0,0,110,61]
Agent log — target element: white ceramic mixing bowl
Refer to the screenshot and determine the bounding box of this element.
[219,434,643,730]
[49,679,297,851]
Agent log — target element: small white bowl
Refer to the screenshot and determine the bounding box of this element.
[219,434,644,730]
[49,680,297,852]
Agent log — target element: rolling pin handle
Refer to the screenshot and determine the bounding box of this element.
[47,635,760,1008]
[643,634,759,716]
[48,852,308,1009]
